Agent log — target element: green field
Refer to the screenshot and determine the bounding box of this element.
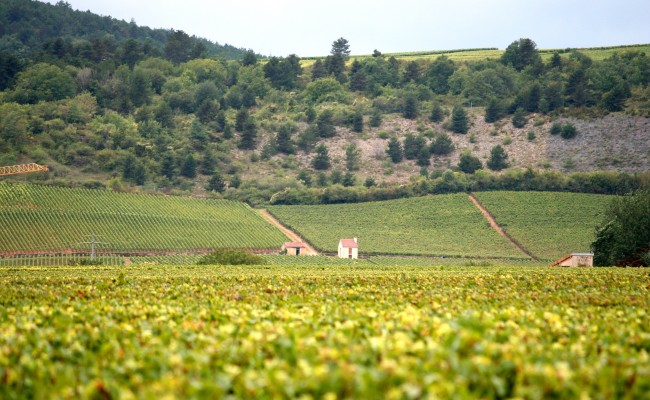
[298,44,650,66]
[0,183,286,252]
[1,265,648,398]
[472,191,612,261]
[269,194,524,258]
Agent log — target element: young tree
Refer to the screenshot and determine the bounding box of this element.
[430,133,455,155]
[311,59,326,81]
[429,104,445,123]
[369,108,382,127]
[238,119,258,150]
[386,137,403,163]
[242,50,257,66]
[416,147,430,166]
[201,151,217,175]
[342,172,356,187]
[484,98,503,123]
[180,153,197,178]
[311,143,331,170]
[403,134,427,160]
[561,123,577,139]
[206,172,226,193]
[160,153,177,180]
[487,145,509,171]
[275,123,296,154]
[235,108,249,132]
[345,143,361,171]
[451,105,469,134]
[351,110,364,133]
[511,107,527,128]
[402,61,420,84]
[229,174,242,189]
[403,96,418,119]
[458,152,483,173]
[316,109,336,138]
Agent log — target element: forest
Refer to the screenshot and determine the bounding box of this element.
[1,0,649,205]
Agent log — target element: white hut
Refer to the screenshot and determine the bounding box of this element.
[338,238,358,259]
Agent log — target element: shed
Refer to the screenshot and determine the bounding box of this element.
[338,238,358,259]
[281,242,307,256]
[550,253,594,267]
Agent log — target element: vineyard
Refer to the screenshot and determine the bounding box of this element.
[0,183,287,253]
[472,191,612,260]
[1,264,648,398]
[269,194,527,258]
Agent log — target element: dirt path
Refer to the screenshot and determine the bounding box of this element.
[467,193,537,260]
[258,209,319,256]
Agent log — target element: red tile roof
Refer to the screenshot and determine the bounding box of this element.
[550,254,572,266]
[283,242,306,248]
[339,239,358,248]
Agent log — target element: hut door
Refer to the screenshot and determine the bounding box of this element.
[296,248,300,256]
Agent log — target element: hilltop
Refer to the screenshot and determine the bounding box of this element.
[0,2,648,205]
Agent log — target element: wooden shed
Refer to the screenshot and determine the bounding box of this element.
[281,242,307,256]
[550,253,594,267]
[338,238,358,259]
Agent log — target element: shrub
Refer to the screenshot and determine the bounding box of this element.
[549,123,562,135]
[561,123,577,139]
[511,107,527,128]
[527,131,536,141]
[196,249,267,265]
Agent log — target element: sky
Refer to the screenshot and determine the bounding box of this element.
[45,0,650,57]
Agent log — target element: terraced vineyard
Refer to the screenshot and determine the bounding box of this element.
[1,265,648,398]
[472,191,612,260]
[0,183,286,252]
[269,194,525,258]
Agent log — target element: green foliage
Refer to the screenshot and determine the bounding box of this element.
[500,38,542,72]
[345,143,361,171]
[402,95,418,119]
[429,103,445,122]
[351,110,364,132]
[403,134,427,160]
[429,133,455,155]
[196,249,267,265]
[369,108,382,127]
[511,107,527,128]
[484,98,503,123]
[487,145,509,171]
[549,122,562,135]
[10,63,75,103]
[311,143,331,170]
[592,190,650,266]
[386,137,404,163]
[458,152,483,173]
[180,154,197,178]
[450,105,469,134]
[561,123,577,139]
[304,77,350,103]
[316,109,336,138]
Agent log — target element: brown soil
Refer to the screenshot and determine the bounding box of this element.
[467,193,537,260]
[258,209,319,255]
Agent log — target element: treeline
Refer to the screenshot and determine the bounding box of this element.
[268,169,648,206]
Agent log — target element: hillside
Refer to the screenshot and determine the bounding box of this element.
[0,182,286,252]
[0,2,648,205]
[269,191,613,260]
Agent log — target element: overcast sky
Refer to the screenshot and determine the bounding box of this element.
[45,0,650,57]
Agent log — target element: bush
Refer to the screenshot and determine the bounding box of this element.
[511,107,527,128]
[196,249,267,265]
[549,123,562,135]
[561,123,577,139]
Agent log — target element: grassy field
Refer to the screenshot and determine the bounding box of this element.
[472,191,612,260]
[0,183,286,252]
[269,194,525,258]
[298,44,650,66]
[1,264,648,398]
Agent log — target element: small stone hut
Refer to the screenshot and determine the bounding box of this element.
[338,238,358,259]
[282,242,307,256]
[550,253,594,267]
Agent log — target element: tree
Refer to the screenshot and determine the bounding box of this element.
[369,108,382,127]
[312,143,331,170]
[430,133,455,155]
[230,174,241,189]
[601,83,631,112]
[403,134,427,160]
[235,108,249,132]
[325,37,350,82]
[275,123,296,154]
[238,119,258,150]
[311,59,326,81]
[592,190,650,266]
[386,137,403,163]
[429,104,445,123]
[263,55,302,90]
[500,38,541,72]
[180,154,197,178]
[484,98,503,123]
[201,151,217,175]
[242,50,257,66]
[11,63,76,104]
[560,123,577,139]
[416,147,430,166]
[342,172,356,187]
[160,153,177,180]
[451,105,469,134]
[316,109,336,138]
[351,110,364,133]
[206,172,226,193]
[425,56,456,94]
[511,107,527,128]
[402,61,420,83]
[458,152,483,173]
[345,143,361,171]
[165,30,192,64]
[403,96,418,119]
[487,145,509,171]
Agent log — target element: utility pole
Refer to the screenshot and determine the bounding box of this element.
[77,234,109,261]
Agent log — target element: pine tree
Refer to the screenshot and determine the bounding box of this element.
[369,108,382,127]
[511,107,527,128]
[487,145,509,171]
[416,147,430,166]
[238,119,258,150]
[180,153,197,178]
[451,105,469,134]
[345,143,361,171]
[484,98,502,123]
[386,137,403,163]
[429,104,444,123]
[458,152,483,173]
[351,110,364,133]
[403,96,418,119]
[206,172,226,192]
[311,143,331,170]
[430,133,455,155]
